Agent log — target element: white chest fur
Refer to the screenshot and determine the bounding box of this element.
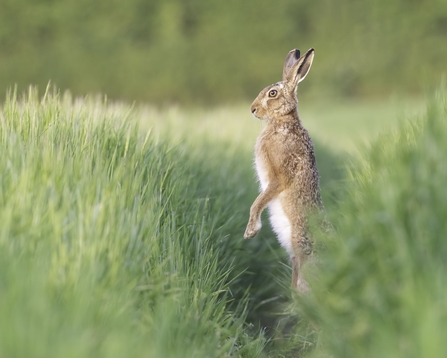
[254,155,269,192]
[254,155,293,256]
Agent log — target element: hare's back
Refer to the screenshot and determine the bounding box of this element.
[273,127,321,207]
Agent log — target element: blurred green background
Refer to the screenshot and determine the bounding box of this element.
[1,0,447,104]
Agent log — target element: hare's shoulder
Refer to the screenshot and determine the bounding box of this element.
[257,124,312,156]
[257,124,317,180]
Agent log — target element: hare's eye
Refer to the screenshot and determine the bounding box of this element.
[268,89,278,97]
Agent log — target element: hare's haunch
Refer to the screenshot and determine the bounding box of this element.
[244,48,324,293]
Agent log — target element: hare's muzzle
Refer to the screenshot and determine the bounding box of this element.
[250,105,258,117]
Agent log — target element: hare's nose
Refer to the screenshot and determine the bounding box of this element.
[251,106,257,114]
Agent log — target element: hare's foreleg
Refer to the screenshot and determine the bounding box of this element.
[244,182,281,239]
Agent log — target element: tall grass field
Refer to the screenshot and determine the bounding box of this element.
[0,86,445,357]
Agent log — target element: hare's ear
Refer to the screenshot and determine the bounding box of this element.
[282,49,301,82]
[284,48,314,87]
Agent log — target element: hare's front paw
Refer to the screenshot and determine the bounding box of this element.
[244,220,262,239]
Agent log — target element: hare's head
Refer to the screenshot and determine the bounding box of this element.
[250,48,314,120]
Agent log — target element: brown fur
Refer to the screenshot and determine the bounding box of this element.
[244,48,323,292]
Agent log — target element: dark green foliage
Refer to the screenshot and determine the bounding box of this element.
[1,0,446,103]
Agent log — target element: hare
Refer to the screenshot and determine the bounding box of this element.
[244,48,324,292]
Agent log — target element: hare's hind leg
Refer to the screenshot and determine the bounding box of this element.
[291,256,299,290]
[290,218,312,292]
[291,252,310,292]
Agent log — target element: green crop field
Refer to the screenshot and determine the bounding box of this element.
[0,85,445,357]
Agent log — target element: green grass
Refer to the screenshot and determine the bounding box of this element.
[0,87,270,357]
[1,85,441,357]
[136,96,424,155]
[300,96,425,155]
[297,87,447,358]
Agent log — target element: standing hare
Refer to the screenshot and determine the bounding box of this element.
[244,48,324,292]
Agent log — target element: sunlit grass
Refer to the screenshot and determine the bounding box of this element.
[137,96,424,156]
[0,87,270,357]
[301,96,425,155]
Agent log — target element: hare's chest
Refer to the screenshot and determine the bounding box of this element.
[255,154,269,191]
[254,134,272,191]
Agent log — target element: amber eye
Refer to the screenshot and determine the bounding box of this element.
[268,89,278,97]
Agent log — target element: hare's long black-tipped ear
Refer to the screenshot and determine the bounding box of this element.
[282,49,301,82]
[285,48,315,87]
